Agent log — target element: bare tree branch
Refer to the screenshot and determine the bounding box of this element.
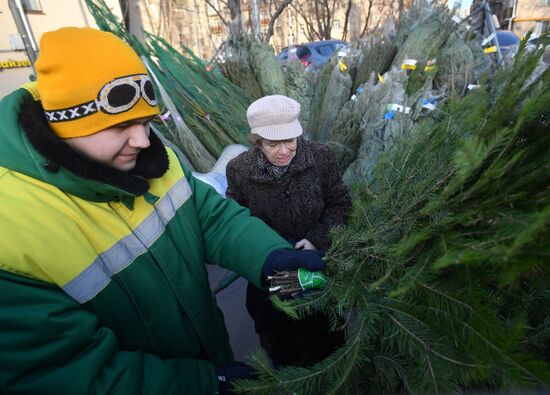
[360,0,374,38]
[291,2,320,41]
[314,1,324,38]
[265,0,293,43]
[341,0,353,41]
[205,0,229,26]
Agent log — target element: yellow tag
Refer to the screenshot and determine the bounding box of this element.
[378,73,385,84]
[339,61,348,72]
[484,46,497,53]
[401,63,417,70]
[401,59,417,70]
[424,58,437,72]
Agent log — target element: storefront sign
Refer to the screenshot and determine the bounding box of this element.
[0,59,31,70]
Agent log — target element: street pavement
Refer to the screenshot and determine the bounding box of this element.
[207,265,261,361]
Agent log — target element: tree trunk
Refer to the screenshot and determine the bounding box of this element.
[349,1,361,41]
[250,0,261,41]
[228,0,243,38]
[119,0,145,43]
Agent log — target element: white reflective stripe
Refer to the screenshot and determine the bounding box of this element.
[63,177,192,303]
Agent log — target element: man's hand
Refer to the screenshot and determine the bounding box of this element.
[262,249,325,277]
[294,238,317,250]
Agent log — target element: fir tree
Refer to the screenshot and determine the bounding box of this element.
[234,42,550,395]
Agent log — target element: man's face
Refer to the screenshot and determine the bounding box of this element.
[63,116,154,171]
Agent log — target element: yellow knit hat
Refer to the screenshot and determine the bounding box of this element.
[36,27,160,138]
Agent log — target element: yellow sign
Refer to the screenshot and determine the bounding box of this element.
[338,61,348,72]
[0,59,31,69]
[484,46,497,54]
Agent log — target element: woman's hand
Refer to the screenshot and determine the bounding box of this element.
[295,239,317,250]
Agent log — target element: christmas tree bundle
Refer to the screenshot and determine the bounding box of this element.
[351,33,398,94]
[285,60,315,129]
[322,3,495,182]
[342,68,439,184]
[224,36,287,100]
[314,58,355,142]
[234,44,550,395]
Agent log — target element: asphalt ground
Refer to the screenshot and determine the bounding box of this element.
[207,265,260,361]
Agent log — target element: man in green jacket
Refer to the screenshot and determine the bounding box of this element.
[0,27,324,394]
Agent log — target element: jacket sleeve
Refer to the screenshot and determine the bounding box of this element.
[188,170,291,287]
[0,270,218,395]
[305,146,353,250]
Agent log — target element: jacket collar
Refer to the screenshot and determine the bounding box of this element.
[244,138,315,183]
[18,99,169,203]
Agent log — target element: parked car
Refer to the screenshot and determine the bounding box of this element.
[277,40,347,69]
[495,30,520,58]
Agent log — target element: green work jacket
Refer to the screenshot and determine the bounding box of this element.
[0,84,289,394]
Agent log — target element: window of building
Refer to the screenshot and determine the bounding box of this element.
[21,0,42,12]
[333,20,341,30]
[209,16,222,33]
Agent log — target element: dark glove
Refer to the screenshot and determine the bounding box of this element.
[216,361,255,395]
[262,248,325,277]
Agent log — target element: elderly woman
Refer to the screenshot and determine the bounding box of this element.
[226,95,352,367]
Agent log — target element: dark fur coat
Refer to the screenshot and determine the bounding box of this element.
[226,138,352,250]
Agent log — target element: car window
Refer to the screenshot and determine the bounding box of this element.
[296,46,312,59]
[316,44,334,57]
[278,51,288,60]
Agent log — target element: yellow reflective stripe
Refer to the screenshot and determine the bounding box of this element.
[21,81,39,100]
[0,148,186,286]
[63,176,192,303]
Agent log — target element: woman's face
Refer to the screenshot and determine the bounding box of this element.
[260,138,298,166]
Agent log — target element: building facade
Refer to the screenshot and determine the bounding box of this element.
[0,0,121,98]
[511,0,550,36]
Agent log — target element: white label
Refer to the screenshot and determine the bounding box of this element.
[482,33,496,46]
[388,103,411,114]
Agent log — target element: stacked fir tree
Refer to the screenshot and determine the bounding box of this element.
[233,42,550,394]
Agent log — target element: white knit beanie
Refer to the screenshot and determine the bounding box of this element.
[246,95,303,140]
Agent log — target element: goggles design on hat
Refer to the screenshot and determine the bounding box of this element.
[44,74,157,123]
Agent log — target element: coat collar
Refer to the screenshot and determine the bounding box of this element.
[243,138,316,183]
[18,99,169,203]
